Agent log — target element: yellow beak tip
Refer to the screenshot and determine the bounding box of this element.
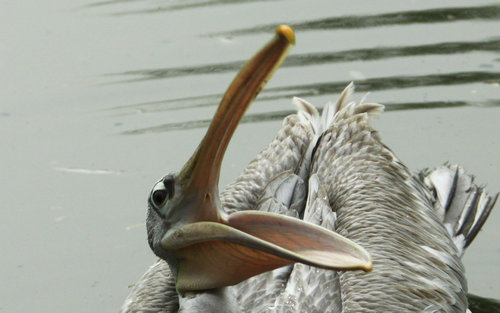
[359,260,373,272]
[276,24,295,45]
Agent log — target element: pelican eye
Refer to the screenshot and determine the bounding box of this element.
[150,176,175,209]
[151,188,167,208]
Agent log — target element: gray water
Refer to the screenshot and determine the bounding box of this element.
[1,1,499,312]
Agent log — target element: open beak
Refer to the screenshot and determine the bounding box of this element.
[161,25,372,293]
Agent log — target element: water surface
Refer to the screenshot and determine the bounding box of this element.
[1,1,498,312]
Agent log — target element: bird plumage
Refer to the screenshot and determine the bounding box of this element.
[311,84,467,312]
[121,83,497,312]
[121,25,497,313]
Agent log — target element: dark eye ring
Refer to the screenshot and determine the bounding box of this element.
[150,176,175,208]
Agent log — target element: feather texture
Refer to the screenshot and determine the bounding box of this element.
[122,84,496,312]
[311,86,467,312]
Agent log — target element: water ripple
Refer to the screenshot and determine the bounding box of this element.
[121,97,500,135]
[85,0,274,14]
[110,71,500,114]
[207,4,500,37]
[107,38,500,83]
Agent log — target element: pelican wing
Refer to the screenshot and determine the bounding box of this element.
[223,99,326,312]
[221,98,321,215]
[122,83,497,312]
[234,173,343,313]
[310,84,468,312]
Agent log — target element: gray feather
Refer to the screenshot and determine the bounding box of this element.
[122,84,496,312]
[311,88,468,312]
[120,259,178,313]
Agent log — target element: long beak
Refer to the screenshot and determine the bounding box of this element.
[177,25,295,221]
[162,26,372,292]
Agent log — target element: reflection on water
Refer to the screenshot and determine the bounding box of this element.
[262,71,500,101]
[121,96,500,135]
[102,3,500,135]
[85,0,272,14]
[108,38,500,82]
[208,4,500,36]
[112,71,500,135]
[468,293,500,313]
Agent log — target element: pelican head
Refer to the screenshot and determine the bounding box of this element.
[146,25,372,295]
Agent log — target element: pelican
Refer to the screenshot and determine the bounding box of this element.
[121,25,497,312]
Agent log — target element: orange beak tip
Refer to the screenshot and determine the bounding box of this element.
[276,24,295,45]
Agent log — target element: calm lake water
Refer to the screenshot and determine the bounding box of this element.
[1,1,499,312]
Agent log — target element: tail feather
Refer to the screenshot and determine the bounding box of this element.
[335,81,355,112]
[319,83,355,133]
[458,188,497,249]
[320,82,384,134]
[420,164,498,256]
[292,96,320,134]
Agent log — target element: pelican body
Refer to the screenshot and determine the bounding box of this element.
[121,25,497,312]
